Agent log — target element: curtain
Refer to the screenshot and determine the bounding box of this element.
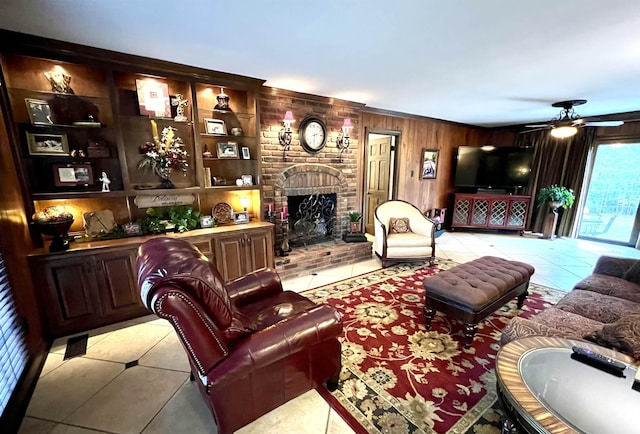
[516,128,595,236]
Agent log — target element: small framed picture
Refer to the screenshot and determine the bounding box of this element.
[25,98,54,125]
[421,149,439,180]
[217,141,239,159]
[136,78,171,117]
[204,118,227,135]
[124,222,143,236]
[200,215,214,228]
[26,132,69,156]
[241,146,250,159]
[53,163,94,187]
[241,174,253,186]
[234,211,249,224]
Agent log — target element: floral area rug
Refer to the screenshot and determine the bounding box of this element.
[304,259,564,434]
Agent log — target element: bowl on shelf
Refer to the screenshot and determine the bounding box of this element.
[33,219,74,252]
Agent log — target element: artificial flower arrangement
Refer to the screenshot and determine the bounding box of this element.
[138,120,188,188]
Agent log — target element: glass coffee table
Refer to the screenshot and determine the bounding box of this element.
[496,336,639,433]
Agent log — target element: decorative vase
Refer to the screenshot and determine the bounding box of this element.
[160,177,175,189]
[350,221,362,233]
[549,200,562,211]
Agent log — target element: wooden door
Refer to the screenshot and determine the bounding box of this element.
[95,249,147,320]
[365,136,393,234]
[245,229,273,274]
[214,233,244,282]
[36,257,101,336]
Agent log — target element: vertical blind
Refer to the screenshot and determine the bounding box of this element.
[0,252,28,416]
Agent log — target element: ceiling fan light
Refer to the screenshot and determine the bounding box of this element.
[550,126,578,138]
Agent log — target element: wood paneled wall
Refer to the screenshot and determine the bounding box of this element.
[360,110,516,213]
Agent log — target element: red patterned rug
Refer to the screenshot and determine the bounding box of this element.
[304,259,564,434]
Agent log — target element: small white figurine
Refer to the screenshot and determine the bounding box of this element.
[99,171,111,192]
[171,94,189,122]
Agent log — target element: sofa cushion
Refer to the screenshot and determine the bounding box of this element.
[573,275,640,304]
[389,217,411,233]
[622,261,640,285]
[555,289,640,323]
[584,313,640,359]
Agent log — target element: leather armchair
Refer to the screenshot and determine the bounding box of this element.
[136,237,342,434]
[374,200,436,267]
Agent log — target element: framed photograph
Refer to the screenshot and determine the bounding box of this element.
[234,211,249,224]
[217,141,239,159]
[241,146,250,159]
[123,222,143,236]
[421,149,439,180]
[26,132,69,156]
[53,163,94,187]
[204,118,227,135]
[135,79,171,117]
[241,174,253,186]
[25,98,54,125]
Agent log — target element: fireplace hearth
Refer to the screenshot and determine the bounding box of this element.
[287,193,336,246]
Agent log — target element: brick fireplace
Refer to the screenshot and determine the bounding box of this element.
[259,88,372,278]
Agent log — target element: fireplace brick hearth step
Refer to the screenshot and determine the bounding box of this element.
[275,239,373,281]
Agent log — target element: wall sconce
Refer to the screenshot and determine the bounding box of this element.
[278,110,295,160]
[336,118,353,162]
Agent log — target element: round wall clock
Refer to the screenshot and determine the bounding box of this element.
[299,117,327,154]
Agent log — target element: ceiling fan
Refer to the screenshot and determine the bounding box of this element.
[522,99,624,138]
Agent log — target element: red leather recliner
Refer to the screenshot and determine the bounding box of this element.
[136,237,342,434]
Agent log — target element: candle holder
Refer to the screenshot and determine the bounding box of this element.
[279,215,291,256]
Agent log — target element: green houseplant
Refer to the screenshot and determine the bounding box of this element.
[537,185,575,210]
[348,211,363,233]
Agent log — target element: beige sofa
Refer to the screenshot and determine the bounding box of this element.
[501,256,640,360]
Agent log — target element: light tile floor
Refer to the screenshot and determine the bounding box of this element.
[19,231,640,434]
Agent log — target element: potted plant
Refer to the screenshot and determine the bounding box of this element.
[537,185,575,210]
[348,211,363,233]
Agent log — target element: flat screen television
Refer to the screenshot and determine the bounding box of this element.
[454,146,533,189]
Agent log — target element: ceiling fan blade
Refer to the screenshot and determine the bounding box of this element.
[519,127,548,134]
[581,120,624,127]
[525,124,552,128]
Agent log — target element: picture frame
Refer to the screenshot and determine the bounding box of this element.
[25,98,54,125]
[26,132,69,156]
[135,78,171,117]
[204,118,227,135]
[217,141,239,159]
[241,174,253,186]
[241,146,250,159]
[421,148,439,180]
[234,211,249,224]
[53,163,94,187]
[123,222,143,236]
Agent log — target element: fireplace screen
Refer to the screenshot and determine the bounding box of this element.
[288,193,336,246]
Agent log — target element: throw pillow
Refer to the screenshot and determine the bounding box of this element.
[389,217,411,233]
[583,313,640,359]
[622,261,640,285]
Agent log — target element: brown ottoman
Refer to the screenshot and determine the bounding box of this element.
[423,256,535,348]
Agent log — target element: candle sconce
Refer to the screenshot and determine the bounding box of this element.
[278,110,295,160]
[336,118,353,162]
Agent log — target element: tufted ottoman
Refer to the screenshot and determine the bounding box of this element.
[423,256,535,348]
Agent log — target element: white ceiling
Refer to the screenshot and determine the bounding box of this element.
[2,0,640,127]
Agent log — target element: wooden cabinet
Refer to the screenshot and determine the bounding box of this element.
[0,31,266,242]
[29,223,274,338]
[452,193,530,233]
[214,227,274,282]
[31,247,147,338]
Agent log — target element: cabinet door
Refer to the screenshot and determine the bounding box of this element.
[488,199,508,227]
[470,199,490,226]
[507,199,529,229]
[214,233,244,282]
[34,257,102,337]
[245,229,274,274]
[453,197,472,226]
[94,249,147,320]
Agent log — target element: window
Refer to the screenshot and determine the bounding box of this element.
[0,252,28,417]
